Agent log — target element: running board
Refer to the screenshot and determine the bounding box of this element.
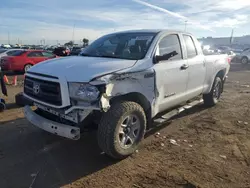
[153,99,203,124]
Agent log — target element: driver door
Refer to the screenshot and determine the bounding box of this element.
[153,34,189,114]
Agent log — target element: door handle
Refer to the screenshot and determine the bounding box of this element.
[180,64,189,70]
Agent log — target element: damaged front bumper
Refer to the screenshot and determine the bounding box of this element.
[24,105,81,140]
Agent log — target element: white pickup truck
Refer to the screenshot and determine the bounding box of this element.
[23,30,230,159]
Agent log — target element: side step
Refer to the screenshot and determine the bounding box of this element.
[153,99,203,124]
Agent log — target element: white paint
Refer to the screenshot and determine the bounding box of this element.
[23,30,230,140]
[24,106,80,140]
[29,56,137,82]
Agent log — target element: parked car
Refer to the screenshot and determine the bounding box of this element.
[0,49,24,58]
[237,48,250,64]
[53,46,70,57]
[0,44,11,49]
[0,50,56,72]
[70,46,83,56]
[215,46,232,54]
[23,29,230,159]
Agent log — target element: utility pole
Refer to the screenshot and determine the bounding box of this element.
[7,32,9,44]
[184,21,188,31]
[230,28,234,46]
[72,23,75,44]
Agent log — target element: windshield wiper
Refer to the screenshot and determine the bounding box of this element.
[81,53,122,59]
[80,53,95,57]
[97,55,121,59]
[80,53,135,60]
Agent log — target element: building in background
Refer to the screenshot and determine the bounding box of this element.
[199,35,250,51]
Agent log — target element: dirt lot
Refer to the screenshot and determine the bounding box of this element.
[0,63,250,188]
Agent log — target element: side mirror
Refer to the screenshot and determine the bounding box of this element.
[155,51,178,63]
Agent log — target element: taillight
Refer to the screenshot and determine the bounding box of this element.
[227,58,231,64]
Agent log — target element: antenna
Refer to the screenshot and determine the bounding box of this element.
[72,23,75,44]
[230,28,234,45]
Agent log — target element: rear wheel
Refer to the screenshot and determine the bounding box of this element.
[97,101,146,159]
[241,57,248,65]
[203,77,223,107]
[24,64,32,72]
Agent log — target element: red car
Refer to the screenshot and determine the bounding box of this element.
[0,50,57,72]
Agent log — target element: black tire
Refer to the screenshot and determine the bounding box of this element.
[15,92,33,106]
[98,101,146,159]
[0,99,6,112]
[241,56,248,65]
[203,77,223,107]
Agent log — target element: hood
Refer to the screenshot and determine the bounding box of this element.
[28,56,137,82]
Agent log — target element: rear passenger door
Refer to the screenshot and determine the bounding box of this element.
[27,51,46,64]
[183,35,206,99]
[41,51,56,60]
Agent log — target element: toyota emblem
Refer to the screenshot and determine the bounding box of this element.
[33,83,40,94]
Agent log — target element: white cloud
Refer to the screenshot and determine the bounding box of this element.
[0,8,185,44]
[0,0,250,44]
[217,0,250,10]
[209,15,249,28]
[132,0,214,31]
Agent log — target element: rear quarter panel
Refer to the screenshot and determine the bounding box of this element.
[203,54,230,94]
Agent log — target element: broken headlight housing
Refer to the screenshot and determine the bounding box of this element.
[68,83,100,102]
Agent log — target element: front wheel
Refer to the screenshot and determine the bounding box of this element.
[97,101,146,159]
[203,77,223,107]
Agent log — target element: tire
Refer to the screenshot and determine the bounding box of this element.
[15,92,33,106]
[0,99,6,112]
[24,64,32,72]
[241,57,248,65]
[98,101,146,159]
[203,77,223,107]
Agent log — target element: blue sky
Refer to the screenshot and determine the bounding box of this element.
[0,0,250,44]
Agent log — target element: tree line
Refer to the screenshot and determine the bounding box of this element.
[64,38,89,47]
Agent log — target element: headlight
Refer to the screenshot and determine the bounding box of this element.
[68,83,100,102]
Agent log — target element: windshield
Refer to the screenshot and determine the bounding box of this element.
[10,50,26,56]
[0,49,7,54]
[73,47,81,50]
[80,32,157,60]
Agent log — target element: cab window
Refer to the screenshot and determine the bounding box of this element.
[157,34,183,61]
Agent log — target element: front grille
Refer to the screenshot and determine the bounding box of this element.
[24,76,62,106]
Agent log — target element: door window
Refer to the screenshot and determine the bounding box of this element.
[157,34,182,60]
[42,51,55,58]
[183,35,198,58]
[7,50,25,56]
[27,51,43,57]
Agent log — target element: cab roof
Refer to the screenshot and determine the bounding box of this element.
[111,29,193,35]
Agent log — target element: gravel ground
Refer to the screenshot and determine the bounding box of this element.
[0,63,250,188]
